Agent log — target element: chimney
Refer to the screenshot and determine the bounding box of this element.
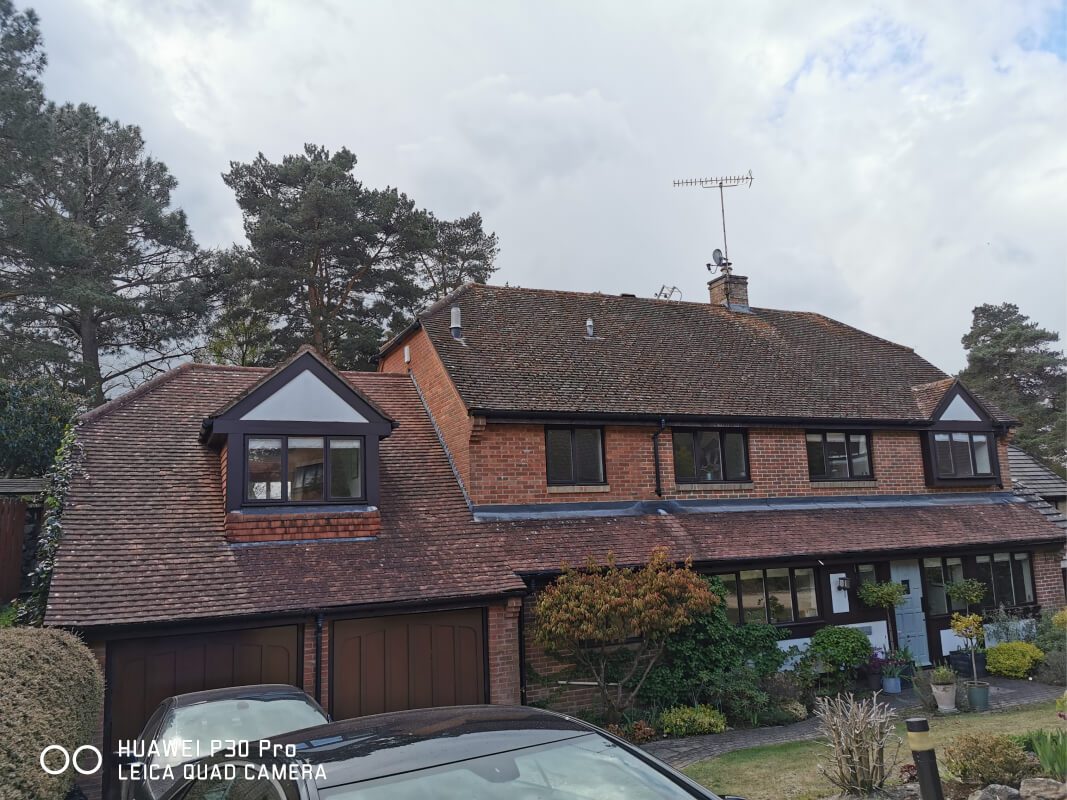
[708,273,750,311]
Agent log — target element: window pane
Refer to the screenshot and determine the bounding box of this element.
[718,574,740,624]
[1012,553,1034,604]
[806,434,826,478]
[951,433,974,477]
[694,431,723,481]
[848,434,871,477]
[766,568,793,623]
[247,438,282,500]
[723,432,748,480]
[946,557,966,610]
[972,434,992,474]
[825,432,849,479]
[923,558,948,615]
[794,568,818,619]
[672,433,695,482]
[975,555,995,609]
[857,563,877,585]
[739,569,766,624]
[287,436,324,501]
[992,553,1014,607]
[545,429,574,484]
[934,433,954,476]
[329,439,362,499]
[574,428,604,484]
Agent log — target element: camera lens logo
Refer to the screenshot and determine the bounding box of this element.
[40,745,103,776]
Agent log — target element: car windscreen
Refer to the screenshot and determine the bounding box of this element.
[154,698,327,769]
[317,732,713,800]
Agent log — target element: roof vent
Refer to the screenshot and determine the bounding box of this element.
[449,306,462,339]
[620,292,636,298]
[586,318,595,337]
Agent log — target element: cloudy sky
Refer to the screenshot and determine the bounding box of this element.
[29,0,1067,373]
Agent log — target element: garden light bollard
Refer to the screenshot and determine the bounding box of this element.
[905,717,945,800]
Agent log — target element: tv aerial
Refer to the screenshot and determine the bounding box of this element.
[673,170,753,275]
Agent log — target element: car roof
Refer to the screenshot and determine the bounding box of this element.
[271,705,595,788]
[169,683,315,708]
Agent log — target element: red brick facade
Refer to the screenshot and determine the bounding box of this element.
[487,597,523,704]
[521,592,600,714]
[1033,547,1067,610]
[224,509,381,543]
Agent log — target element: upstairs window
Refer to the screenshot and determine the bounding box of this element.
[545,427,605,485]
[933,432,993,478]
[672,429,749,483]
[806,432,872,480]
[246,435,363,503]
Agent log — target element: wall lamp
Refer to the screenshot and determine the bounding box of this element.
[836,575,852,592]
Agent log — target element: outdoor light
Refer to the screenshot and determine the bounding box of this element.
[837,575,852,592]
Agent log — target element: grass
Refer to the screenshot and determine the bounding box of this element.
[0,603,16,627]
[684,701,1064,800]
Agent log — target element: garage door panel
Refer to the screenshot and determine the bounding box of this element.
[333,609,484,721]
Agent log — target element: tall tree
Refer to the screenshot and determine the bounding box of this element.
[0,0,45,192]
[0,103,208,405]
[221,145,498,368]
[203,251,275,367]
[0,376,78,478]
[959,303,1066,474]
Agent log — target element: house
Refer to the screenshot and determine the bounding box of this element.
[1008,445,1067,512]
[45,275,1066,799]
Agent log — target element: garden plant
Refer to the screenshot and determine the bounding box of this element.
[814,692,900,795]
[857,580,908,649]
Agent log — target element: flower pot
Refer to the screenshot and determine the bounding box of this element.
[966,681,990,711]
[948,650,987,678]
[881,676,902,694]
[867,670,882,690]
[931,683,958,713]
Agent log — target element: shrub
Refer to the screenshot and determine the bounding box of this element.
[1036,648,1065,686]
[763,667,816,709]
[930,664,957,685]
[658,705,727,737]
[858,581,908,648]
[779,699,808,722]
[604,719,658,744]
[815,692,900,794]
[1028,730,1067,781]
[0,627,105,800]
[983,606,1037,645]
[1034,607,1067,654]
[945,578,988,611]
[986,641,1045,678]
[808,625,872,691]
[942,733,1036,787]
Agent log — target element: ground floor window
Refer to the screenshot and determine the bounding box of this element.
[922,556,967,615]
[715,567,820,625]
[975,551,1034,609]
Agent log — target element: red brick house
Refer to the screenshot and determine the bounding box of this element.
[46,275,1065,798]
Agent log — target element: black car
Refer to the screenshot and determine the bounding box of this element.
[167,705,742,800]
[119,684,329,800]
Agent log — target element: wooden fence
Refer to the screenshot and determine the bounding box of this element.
[0,498,26,602]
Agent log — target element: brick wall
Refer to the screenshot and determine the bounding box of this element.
[1034,547,1066,610]
[466,424,1011,506]
[380,328,473,490]
[300,617,329,710]
[224,509,380,543]
[521,592,601,715]
[487,597,522,704]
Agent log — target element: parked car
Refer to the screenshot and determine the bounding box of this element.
[120,684,329,800]
[165,704,744,800]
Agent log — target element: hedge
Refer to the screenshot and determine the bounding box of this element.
[0,627,104,800]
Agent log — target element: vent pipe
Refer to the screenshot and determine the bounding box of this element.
[450,306,462,339]
[586,318,594,337]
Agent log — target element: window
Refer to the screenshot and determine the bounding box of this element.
[545,427,605,485]
[714,567,820,625]
[975,552,1034,609]
[672,429,749,483]
[806,432,872,480]
[856,563,878,586]
[933,432,993,478]
[923,556,966,615]
[245,435,363,503]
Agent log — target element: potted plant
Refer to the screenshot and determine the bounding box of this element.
[945,578,987,613]
[857,580,908,650]
[929,664,958,713]
[951,612,989,711]
[866,651,885,690]
[881,657,905,694]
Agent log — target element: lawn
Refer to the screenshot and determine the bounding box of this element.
[684,701,1064,800]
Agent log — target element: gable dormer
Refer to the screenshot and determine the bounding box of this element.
[919,380,1003,488]
[202,347,395,512]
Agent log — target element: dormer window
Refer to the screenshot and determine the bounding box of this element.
[246,435,364,503]
[920,380,1001,487]
[933,432,993,479]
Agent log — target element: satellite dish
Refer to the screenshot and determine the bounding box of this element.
[712,249,724,266]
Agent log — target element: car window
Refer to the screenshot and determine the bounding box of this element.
[177,767,301,800]
[154,699,327,769]
[319,733,712,800]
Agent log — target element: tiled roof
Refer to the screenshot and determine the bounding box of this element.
[0,477,46,495]
[1008,446,1067,499]
[46,365,1059,629]
[398,284,1013,423]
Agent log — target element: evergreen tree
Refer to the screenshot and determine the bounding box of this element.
[0,376,78,478]
[959,303,1066,474]
[416,212,499,301]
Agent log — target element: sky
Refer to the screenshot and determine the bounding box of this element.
[27,0,1067,373]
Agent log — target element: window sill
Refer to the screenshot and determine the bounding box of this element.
[809,480,877,489]
[547,484,611,494]
[676,482,754,491]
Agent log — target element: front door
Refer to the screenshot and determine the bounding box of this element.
[890,560,931,665]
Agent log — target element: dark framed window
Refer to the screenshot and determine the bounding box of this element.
[975,551,1035,609]
[715,567,820,625]
[806,431,873,480]
[933,432,993,478]
[672,429,749,483]
[922,556,967,616]
[245,435,364,504]
[545,427,605,485]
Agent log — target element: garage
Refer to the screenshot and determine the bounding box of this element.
[332,608,486,719]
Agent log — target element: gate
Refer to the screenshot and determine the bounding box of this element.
[0,498,26,602]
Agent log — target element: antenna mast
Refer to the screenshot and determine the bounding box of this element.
[673,170,753,270]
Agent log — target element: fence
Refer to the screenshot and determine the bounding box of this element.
[0,498,27,602]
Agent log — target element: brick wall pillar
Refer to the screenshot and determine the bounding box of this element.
[301,617,330,712]
[1034,547,1066,609]
[487,597,522,704]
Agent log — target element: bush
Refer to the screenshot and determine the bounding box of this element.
[1036,648,1066,685]
[658,705,728,737]
[986,641,1045,678]
[763,667,816,710]
[1034,608,1066,654]
[815,692,900,794]
[604,719,658,744]
[942,733,1036,787]
[0,627,105,800]
[1028,730,1067,781]
[809,626,872,691]
[983,606,1037,645]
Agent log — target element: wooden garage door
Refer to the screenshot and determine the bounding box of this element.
[332,609,485,719]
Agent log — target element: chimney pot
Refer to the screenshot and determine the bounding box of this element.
[708,274,750,311]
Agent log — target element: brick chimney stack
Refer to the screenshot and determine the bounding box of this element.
[708,273,749,310]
